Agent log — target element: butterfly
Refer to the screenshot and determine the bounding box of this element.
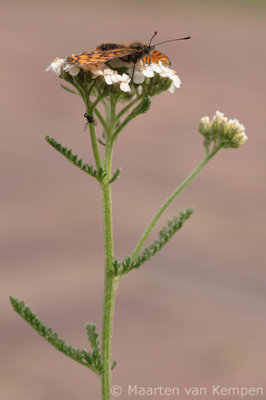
[66,32,190,69]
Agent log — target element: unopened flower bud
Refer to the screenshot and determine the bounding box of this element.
[199,116,211,136]
[199,111,247,150]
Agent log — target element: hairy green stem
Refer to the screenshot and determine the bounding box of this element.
[112,105,137,141]
[130,145,222,261]
[87,112,103,170]
[95,108,109,134]
[100,181,118,400]
[100,97,118,400]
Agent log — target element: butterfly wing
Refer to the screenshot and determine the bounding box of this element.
[143,50,171,66]
[96,43,127,51]
[66,48,139,67]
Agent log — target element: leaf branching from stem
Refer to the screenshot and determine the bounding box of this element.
[108,168,121,184]
[45,136,106,182]
[9,296,102,375]
[85,324,104,373]
[112,96,152,140]
[60,83,80,96]
[112,208,193,276]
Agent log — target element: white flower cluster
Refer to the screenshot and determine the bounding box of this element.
[45,57,181,94]
[199,111,247,148]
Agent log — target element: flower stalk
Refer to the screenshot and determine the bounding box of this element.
[130,144,222,262]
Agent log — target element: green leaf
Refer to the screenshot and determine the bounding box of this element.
[97,138,106,146]
[108,168,121,184]
[85,324,103,373]
[112,96,152,140]
[45,136,106,182]
[60,83,80,96]
[113,207,194,276]
[10,296,102,375]
[111,360,117,370]
[132,96,152,117]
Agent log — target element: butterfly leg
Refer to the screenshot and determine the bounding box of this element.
[130,62,137,84]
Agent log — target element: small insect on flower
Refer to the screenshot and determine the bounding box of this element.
[66,32,191,71]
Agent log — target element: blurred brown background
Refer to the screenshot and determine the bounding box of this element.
[1,0,266,399]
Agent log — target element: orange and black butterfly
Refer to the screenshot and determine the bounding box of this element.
[66,32,190,69]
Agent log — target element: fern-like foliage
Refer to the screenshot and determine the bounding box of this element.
[60,83,80,96]
[112,207,193,276]
[111,360,117,370]
[132,96,152,117]
[113,96,152,139]
[85,324,103,373]
[45,136,106,182]
[108,168,121,184]
[10,296,102,375]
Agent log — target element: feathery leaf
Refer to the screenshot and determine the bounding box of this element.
[112,207,194,276]
[111,360,117,370]
[45,136,106,182]
[132,96,152,116]
[60,83,80,96]
[108,168,121,184]
[10,296,102,375]
[85,324,103,373]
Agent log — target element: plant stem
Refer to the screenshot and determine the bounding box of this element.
[94,108,109,134]
[100,206,118,400]
[130,145,222,261]
[115,95,140,121]
[88,118,103,170]
[100,99,118,400]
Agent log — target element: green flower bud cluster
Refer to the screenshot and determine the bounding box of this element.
[199,111,247,151]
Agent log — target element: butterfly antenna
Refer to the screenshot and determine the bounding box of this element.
[153,36,191,46]
[149,31,158,47]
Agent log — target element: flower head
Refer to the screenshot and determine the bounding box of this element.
[199,111,247,150]
[45,50,181,97]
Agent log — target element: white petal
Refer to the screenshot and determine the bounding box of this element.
[121,73,130,82]
[120,82,131,92]
[171,73,181,88]
[215,111,225,119]
[45,64,52,72]
[133,71,145,84]
[55,65,62,76]
[112,74,122,83]
[150,63,161,73]
[68,66,80,76]
[46,58,65,75]
[104,75,113,85]
[157,62,170,76]
[103,68,114,75]
[142,66,154,78]
[168,83,175,94]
